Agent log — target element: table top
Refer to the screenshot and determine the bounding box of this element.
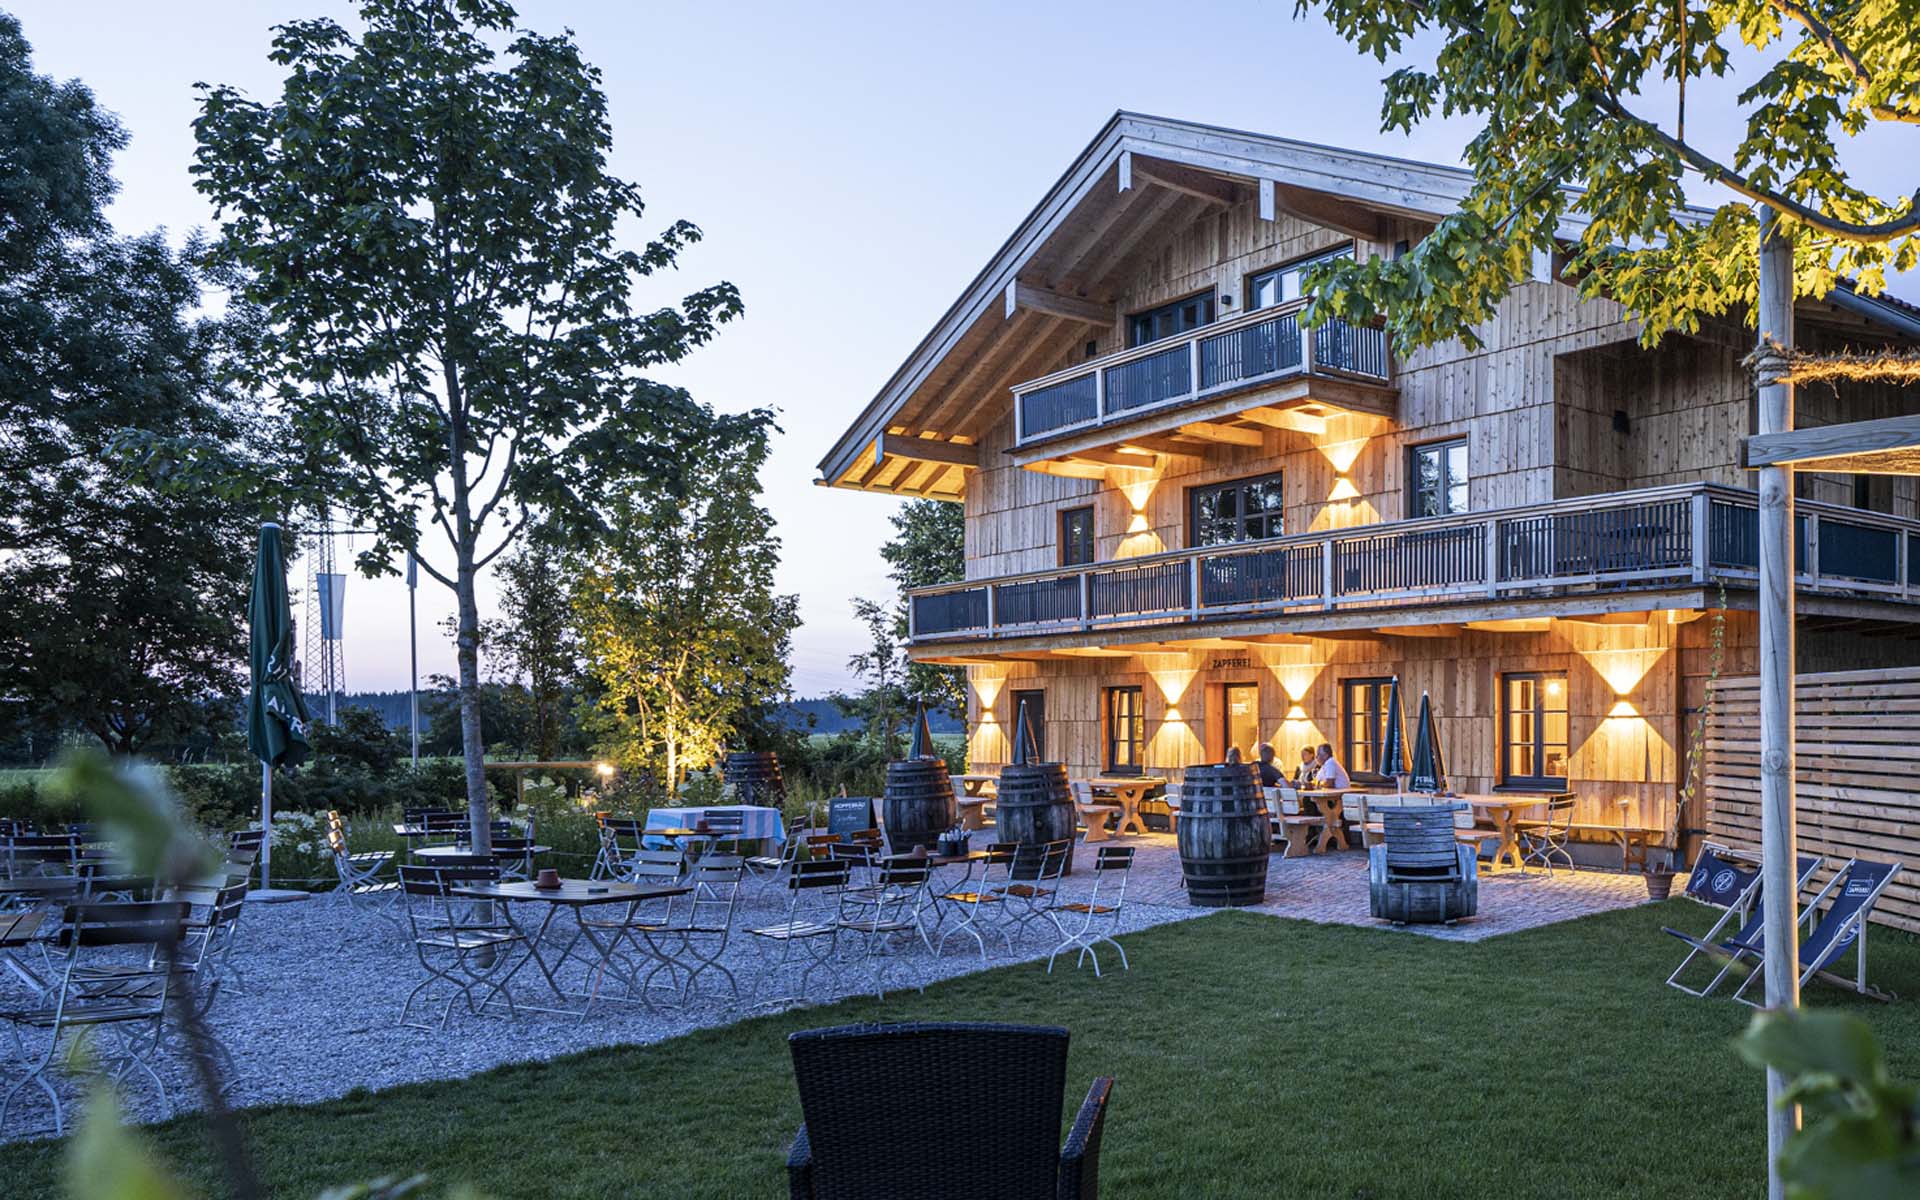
[414,843,553,860]
[1087,776,1167,788]
[952,773,999,783]
[449,879,691,905]
[0,910,48,947]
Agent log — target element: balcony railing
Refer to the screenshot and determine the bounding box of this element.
[906,484,1920,642]
[1013,301,1391,445]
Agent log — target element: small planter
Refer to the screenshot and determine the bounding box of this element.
[1644,871,1678,901]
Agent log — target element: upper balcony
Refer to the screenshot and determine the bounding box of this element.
[906,483,1920,647]
[1012,301,1394,458]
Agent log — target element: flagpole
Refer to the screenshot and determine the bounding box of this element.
[260,761,272,890]
[408,552,420,767]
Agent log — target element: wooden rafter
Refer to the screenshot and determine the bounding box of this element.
[1004,281,1111,325]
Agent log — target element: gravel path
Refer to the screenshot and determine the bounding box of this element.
[0,837,1646,1141]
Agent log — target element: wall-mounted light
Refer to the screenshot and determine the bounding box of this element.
[1607,699,1638,719]
[1328,476,1359,501]
[1285,704,1309,721]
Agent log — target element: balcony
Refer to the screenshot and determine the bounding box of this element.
[1013,301,1392,448]
[907,484,1920,643]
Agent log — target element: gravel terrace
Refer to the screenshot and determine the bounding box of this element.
[0,834,1649,1141]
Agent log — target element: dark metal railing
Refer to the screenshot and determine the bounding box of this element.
[906,484,1920,641]
[1013,301,1391,443]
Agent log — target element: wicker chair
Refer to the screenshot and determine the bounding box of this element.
[1367,805,1478,925]
[786,1022,1112,1200]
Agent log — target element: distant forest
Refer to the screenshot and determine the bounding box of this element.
[328,692,963,736]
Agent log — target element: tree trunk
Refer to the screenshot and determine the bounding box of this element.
[454,556,493,857]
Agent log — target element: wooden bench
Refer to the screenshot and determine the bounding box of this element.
[1278,814,1327,858]
[1564,823,1664,871]
[955,796,993,831]
[1075,801,1122,843]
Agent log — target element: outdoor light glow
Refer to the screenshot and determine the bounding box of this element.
[1315,435,1370,475]
[595,762,614,778]
[1148,667,1197,705]
[1572,643,1670,696]
[1607,699,1639,718]
[1126,512,1151,534]
[1117,478,1158,513]
[1264,643,1327,702]
[1327,475,1359,501]
[1285,704,1308,721]
[972,673,1006,707]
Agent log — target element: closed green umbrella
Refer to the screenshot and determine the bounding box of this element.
[1409,690,1449,796]
[247,522,311,898]
[1379,676,1408,785]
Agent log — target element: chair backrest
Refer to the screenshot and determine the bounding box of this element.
[1037,838,1073,881]
[62,900,191,949]
[630,849,686,885]
[700,809,745,835]
[1093,845,1134,873]
[1069,780,1092,804]
[788,1023,1071,1200]
[1684,844,1759,907]
[1801,859,1901,967]
[423,812,468,836]
[1381,806,1464,876]
[789,857,852,892]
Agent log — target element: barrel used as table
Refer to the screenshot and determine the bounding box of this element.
[723,751,786,809]
[1176,763,1270,907]
[994,762,1075,876]
[882,758,956,855]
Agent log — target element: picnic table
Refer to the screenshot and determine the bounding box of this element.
[1295,788,1354,851]
[951,774,998,831]
[642,805,784,851]
[1086,776,1166,837]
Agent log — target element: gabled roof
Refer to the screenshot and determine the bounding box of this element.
[817,111,1920,495]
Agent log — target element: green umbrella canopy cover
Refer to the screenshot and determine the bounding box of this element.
[247,523,312,769]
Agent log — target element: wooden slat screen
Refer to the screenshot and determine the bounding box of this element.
[1705,666,1920,933]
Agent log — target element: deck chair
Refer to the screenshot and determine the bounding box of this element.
[1730,859,1903,1005]
[1661,853,1819,996]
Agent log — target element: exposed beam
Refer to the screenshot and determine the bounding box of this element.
[931,320,1081,440]
[1118,433,1211,458]
[1082,193,1203,295]
[1268,182,1393,242]
[1177,420,1265,447]
[1004,280,1111,326]
[915,311,1059,434]
[1258,178,1275,222]
[1378,623,1464,638]
[1053,446,1158,470]
[1043,180,1155,289]
[1131,157,1238,207]
[1744,413,1920,474]
[874,432,978,469]
[1465,618,1554,634]
[1238,406,1328,436]
[1020,458,1111,481]
[1117,150,1132,193]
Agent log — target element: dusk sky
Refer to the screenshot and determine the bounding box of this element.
[15,1,1910,696]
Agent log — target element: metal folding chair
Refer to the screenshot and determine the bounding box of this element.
[1047,846,1135,977]
[935,842,1016,961]
[998,840,1073,945]
[1516,796,1577,874]
[834,857,932,999]
[395,862,529,1031]
[326,812,400,917]
[748,858,852,1009]
[633,855,744,1008]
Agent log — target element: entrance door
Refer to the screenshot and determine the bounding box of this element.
[1223,683,1260,764]
[1009,688,1046,761]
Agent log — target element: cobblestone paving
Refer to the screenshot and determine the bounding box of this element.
[1118,832,1651,941]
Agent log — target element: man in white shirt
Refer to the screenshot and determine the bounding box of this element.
[1313,743,1351,790]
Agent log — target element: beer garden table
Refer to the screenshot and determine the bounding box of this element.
[1086,776,1167,837]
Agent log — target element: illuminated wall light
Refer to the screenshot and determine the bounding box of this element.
[1148,668,1198,706]
[1164,707,1185,723]
[1315,435,1371,475]
[1572,644,1670,696]
[1327,476,1359,501]
[1126,513,1150,534]
[972,673,1006,707]
[1285,704,1309,721]
[1607,699,1639,719]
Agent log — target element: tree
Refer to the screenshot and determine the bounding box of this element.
[191,0,742,849]
[880,499,967,719]
[1294,0,1920,367]
[835,596,914,760]
[572,405,797,793]
[482,533,582,761]
[0,15,259,754]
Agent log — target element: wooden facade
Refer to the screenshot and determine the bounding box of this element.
[820,115,1920,854]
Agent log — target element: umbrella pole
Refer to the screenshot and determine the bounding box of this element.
[249,760,308,903]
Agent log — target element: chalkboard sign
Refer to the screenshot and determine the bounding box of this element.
[828,796,876,836]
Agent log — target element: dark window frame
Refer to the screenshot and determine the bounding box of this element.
[1008,688,1047,761]
[1104,685,1145,776]
[1408,437,1470,518]
[1500,670,1570,790]
[1188,470,1287,548]
[1126,289,1217,348]
[1058,505,1095,567]
[1246,245,1356,312]
[1340,676,1394,776]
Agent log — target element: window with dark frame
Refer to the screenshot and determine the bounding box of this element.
[1409,438,1469,518]
[1127,291,1216,348]
[1340,677,1394,775]
[1189,471,1286,547]
[1501,671,1569,789]
[1105,686,1145,775]
[1059,506,1095,567]
[1247,245,1355,312]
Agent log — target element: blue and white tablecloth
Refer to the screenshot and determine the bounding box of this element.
[642,805,786,850]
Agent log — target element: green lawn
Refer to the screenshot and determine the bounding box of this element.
[2,900,1915,1199]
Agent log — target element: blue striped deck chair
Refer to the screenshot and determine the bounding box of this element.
[1732,858,1903,1006]
[1661,852,1820,997]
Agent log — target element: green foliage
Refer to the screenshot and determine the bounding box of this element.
[1294,0,1920,352]
[880,499,967,721]
[311,708,408,777]
[189,0,742,820]
[1740,1009,1920,1198]
[573,405,797,794]
[481,533,583,761]
[0,14,262,755]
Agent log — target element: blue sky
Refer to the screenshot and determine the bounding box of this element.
[15,1,1909,696]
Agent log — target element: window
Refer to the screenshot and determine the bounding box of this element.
[1341,677,1394,775]
[1059,506,1095,567]
[1502,672,1569,789]
[1127,291,1216,347]
[1247,246,1354,311]
[1105,686,1145,775]
[1409,438,1469,517]
[1009,689,1047,761]
[1189,472,1286,547]
[1222,683,1260,764]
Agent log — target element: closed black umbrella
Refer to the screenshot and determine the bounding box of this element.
[1379,675,1408,783]
[247,522,312,898]
[1409,690,1449,795]
[1010,697,1038,766]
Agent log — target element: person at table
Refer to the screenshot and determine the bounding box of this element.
[1256,742,1283,787]
[1313,743,1351,790]
[1294,746,1318,788]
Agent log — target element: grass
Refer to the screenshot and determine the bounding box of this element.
[2,901,1916,1200]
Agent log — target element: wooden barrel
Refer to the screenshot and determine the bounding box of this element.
[1176,763,1269,907]
[723,751,786,808]
[882,759,956,854]
[994,762,1075,877]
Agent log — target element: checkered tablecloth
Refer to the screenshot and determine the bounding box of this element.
[642,805,785,850]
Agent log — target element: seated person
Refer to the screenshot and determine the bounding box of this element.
[1313,743,1352,791]
[1294,745,1318,787]
[1256,742,1282,787]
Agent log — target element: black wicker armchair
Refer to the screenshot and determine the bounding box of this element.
[786,1021,1112,1200]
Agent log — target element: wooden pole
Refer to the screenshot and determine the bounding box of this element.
[1755,208,1800,1200]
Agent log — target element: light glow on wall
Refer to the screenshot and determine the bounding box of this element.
[1263,643,1327,703]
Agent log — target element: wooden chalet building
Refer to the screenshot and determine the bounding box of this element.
[817,113,1920,849]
